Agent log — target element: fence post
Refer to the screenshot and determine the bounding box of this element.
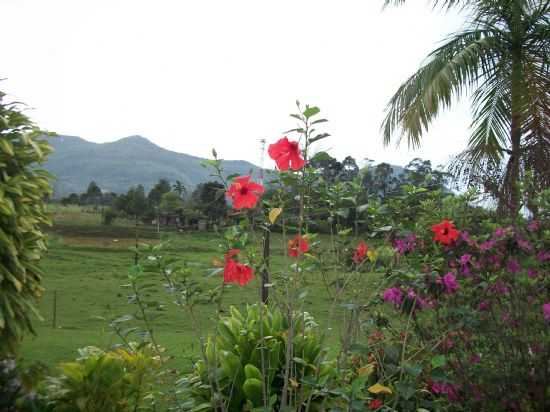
[52,290,57,329]
[261,228,270,303]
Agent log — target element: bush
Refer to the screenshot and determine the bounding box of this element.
[178,305,335,411]
[380,219,550,410]
[0,92,53,355]
[45,345,160,412]
[102,208,118,226]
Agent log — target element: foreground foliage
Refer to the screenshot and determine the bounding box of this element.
[0,91,53,355]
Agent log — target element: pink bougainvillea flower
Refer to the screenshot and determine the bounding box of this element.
[543,303,550,321]
[537,250,550,262]
[223,257,254,286]
[478,300,491,311]
[459,254,472,265]
[479,239,496,252]
[489,281,510,296]
[527,269,538,279]
[288,235,309,258]
[368,399,383,410]
[431,382,460,402]
[516,237,533,252]
[352,241,368,264]
[442,272,459,294]
[383,287,403,307]
[268,137,305,171]
[432,220,460,246]
[506,259,521,274]
[527,220,540,232]
[460,231,477,247]
[494,227,506,238]
[394,233,417,255]
[226,176,265,209]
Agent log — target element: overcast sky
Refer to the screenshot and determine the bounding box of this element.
[2,0,473,169]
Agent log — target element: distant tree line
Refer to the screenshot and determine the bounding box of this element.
[58,178,227,227]
[57,155,449,228]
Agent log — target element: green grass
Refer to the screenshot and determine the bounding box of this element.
[20,207,387,370]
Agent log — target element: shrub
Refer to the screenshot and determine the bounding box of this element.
[381,219,550,410]
[102,207,118,226]
[178,304,335,411]
[0,92,53,355]
[45,345,160,412]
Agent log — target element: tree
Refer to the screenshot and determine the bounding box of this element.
[147,178,171,206]
[382,0,550,216]
[160,191,184,214]
[339,156,360,181]
[0,90,53,355]
[83,181,102,207]
[85,181,101,198]
[372,162,396,198]
[116,185,148,218]
[172,180,187,199]
[192,181,227,221]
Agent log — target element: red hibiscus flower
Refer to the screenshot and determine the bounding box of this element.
[223,249,254,286]
[368,399,383,410]
[226,176,265,209]
[288,235,309,258]
[268,137,305,171]
[353,241,368,264]
[432,220,460,246]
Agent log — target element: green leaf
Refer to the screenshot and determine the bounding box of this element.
[431,355,447,369]
[395,381,416,400]
[303,106,320,119]
[309,133,330,144]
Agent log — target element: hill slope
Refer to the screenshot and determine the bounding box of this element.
[44,135,261,197]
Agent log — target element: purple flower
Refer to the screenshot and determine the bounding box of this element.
[383,287,403,307]
[431,382,459,402]
[460,254,472,265]
[506,259,521,274]
[460,231,477,247]
[394,234,416,255]
[516,237,533,252]
[528,269,538,279]
[536,250,550,262]
[494,227,506,238]
[543,303,550,321]
[489,281,510,296]
[478,300,491,311]
[470,354,481,364]
[480,239,496,252]
[442,272,459,294]
[527,220,540,232]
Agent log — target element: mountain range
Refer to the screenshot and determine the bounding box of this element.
[44,135,262,197]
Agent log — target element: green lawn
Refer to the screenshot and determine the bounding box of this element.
[20,207,386,370]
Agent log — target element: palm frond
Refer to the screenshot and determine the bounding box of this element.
[381,28,500,147]
[468,67,511,166]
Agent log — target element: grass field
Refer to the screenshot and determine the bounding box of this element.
[20,206,385,370]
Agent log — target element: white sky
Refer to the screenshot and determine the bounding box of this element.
[2,0,473,169]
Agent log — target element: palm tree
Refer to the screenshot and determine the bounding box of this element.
[381,0,550,216]
[173,180,187,199]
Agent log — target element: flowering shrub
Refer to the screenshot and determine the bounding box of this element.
[380,219,550,410]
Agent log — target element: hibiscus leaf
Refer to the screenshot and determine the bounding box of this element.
[303,106,320,119]
[309,133,330,143]
[311,118,328,125]
[290,114,303,121]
